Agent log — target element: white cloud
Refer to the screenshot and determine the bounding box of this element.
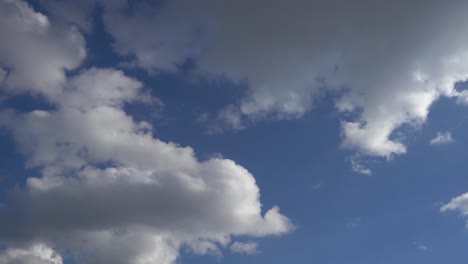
[440,193,468,228]
[349,156,372,175]
[413,242,432,252]
[94,0,468,159]
[0,0,86,98]
[230,241,258,255]
[0,68,292,264]
[441,193,468,215]
[417,245,432,252]
[430,131,454,145]
[0,244,63,264]
[455,89,468,105]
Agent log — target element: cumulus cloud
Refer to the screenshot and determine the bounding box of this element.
[91,0,468,158]
[430,131,454,145]
[440,193,468,215]
[0,0,86,98]
[440,193,468,228]
[6,0,468,260]
[0,68,292,264]
[0,244,62,264]
[230,241,258,255]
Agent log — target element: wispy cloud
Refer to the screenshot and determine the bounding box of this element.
[230,241,258,255]
[346,217,362,229]
[430,131,454,145]
[349,155,372,175]
[413,242,432,252]
[311,182,323,191]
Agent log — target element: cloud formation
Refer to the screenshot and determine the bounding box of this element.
[413,241,432,253]
[0,244,62,264]
[0,2,292,262]
[0,0,85,98]
[441,193,468,215]
[3,0,468,262]
[93,0,468,158]
[0,67,292,263]
[230,241,258,255]
[430,131,454,145]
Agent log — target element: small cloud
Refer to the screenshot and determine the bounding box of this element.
[413,242,432,252]
[230,241,258,255]
[430,131,454,145]
[455,89,468,105]
[350,158,372,175]
[188,240,222,257]
[196,105,248,135]
[311,182,323,191]
[440,193,468,229]
[346,217,362,229]
[217,105,246,131]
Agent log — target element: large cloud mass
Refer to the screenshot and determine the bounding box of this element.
[100,0,468,158]
[3,0,468,262]
[0,4,292,261]
[0,68,292,263]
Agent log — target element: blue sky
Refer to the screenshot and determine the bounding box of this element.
[2,1,468,264]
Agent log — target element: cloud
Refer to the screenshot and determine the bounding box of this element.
[430,131,454,145]
[0,0,86,98]
[310,183,323,191]
[440,193,468,215]
[440,193,468,228]
[230,241,258,255]
[349,156,372,175]
[455,89,468,105]
[90,0,468,159]
[413,242,432,252]
[345,217,362,229]
[0,68,292,264]
[0,243,63,264]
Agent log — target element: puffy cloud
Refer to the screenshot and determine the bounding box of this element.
[440,193,468,228]
[0,0,86,98]
[99,0,468,158]
[0,244,62,264]
[0,68,292,264]
[230,241,258,255]
[441,193,468,215]
[430,131,454,145]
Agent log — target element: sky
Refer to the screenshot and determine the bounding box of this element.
[2,0,468,263]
